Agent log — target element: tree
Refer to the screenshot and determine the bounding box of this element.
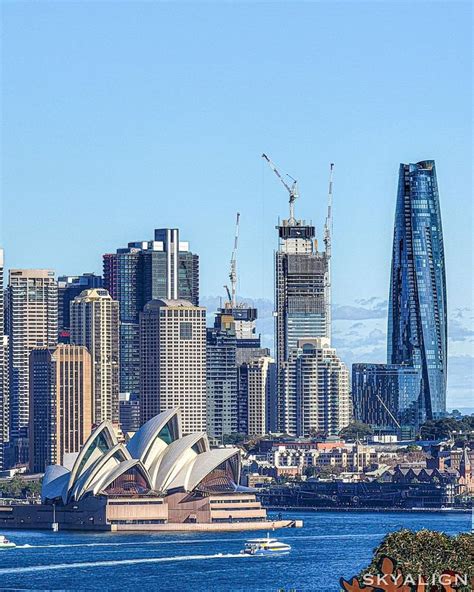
[339,421,373,441]
[0,476,25,498]
[0,477,42,499]
[222,433,248,446]
[353,529,474,592]
[420,417,474,440]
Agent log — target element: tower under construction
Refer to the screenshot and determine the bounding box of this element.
[263,154,333,433]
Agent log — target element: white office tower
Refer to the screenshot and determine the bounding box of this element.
[140,299,206,434]
[7,269,58,457]
[280,338,350,437]
[70,288,120,425]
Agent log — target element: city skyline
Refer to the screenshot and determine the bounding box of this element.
[1,2,472,410]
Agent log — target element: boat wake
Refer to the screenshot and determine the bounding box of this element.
[14,538,236,550]
[0,552,250,575]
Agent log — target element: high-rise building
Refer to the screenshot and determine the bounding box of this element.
[206,325,238,440]
[238,355,275,436]
[206,305,270,441]
[119,392,140,433]
[70,289,120,425]
[139,299,206,433]
[29,345,92,473]
[103,246,141,398]
[7,270,58,461]
[388,160,447,422]
[280,338,350,437]
[58,274,103,342]
[103,229,199,399]
[0,250,7,469]
[352,363,421,439]
[272,162,333,434]
[275,221,330,369]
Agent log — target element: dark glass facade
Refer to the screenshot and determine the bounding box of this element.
[103,229,199,400]
[388,161,447,422]
[207,307,268,440]
[352,363,421,439]
[58,273,103,342]
[206,327,238,440]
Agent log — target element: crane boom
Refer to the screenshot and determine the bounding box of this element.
[324,163,335,258]
[262,153,299,223]
[228,212,240,307]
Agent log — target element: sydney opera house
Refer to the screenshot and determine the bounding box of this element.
[1,409,300,531]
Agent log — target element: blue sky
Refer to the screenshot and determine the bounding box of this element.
[1,1,472,406]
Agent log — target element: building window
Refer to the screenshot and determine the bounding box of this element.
[180,322,193,340]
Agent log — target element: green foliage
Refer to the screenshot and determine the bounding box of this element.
[304,465,344,478]
[420,416,474,440]
[222,433,248,445]
[359,529,474,592]
[339,421,373,441]
[0,476,42,499]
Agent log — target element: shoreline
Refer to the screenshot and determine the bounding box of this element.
[264,506,472,514]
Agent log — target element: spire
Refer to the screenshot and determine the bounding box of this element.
[459,447,471,477]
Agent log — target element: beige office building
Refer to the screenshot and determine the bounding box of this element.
[29,345,93,472]
[140,299,206,433]
[7,269,58,450]
[70,289,119,425]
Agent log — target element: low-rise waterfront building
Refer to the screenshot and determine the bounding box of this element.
[1,408,302,532]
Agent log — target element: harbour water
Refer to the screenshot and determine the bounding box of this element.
[0,511,470,591]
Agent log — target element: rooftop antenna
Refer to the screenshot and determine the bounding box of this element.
[262,153,299,224]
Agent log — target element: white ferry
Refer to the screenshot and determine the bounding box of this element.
[0,535,16,550]
[241,533,291,556]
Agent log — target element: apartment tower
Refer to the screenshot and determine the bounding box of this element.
[70,288,120,425]
[280,338,350,437]
[7,269,57,464]
[58,273,103,342]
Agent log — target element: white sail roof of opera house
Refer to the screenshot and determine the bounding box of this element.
[41,408,242,504]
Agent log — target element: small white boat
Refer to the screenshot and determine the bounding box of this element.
[0,535,16,550]
[241,533,291,556]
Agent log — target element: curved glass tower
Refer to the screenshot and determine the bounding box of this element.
[388,160,447,423]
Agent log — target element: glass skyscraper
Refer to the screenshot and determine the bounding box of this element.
[388,160,447,422]
[103,228,199,400]
[352,363,421,439]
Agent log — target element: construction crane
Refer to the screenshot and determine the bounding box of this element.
[324,163,335,259]
[224,212,240,308]
[323,163,335,343]
[262,153,299,223]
